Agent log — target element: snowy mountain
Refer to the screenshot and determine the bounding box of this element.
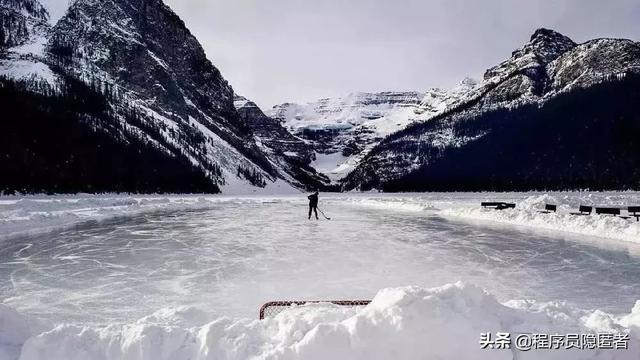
[2,6,638,195]
[343,28,640,191]
[269,84,478,181]
[234,95,331,190]
[0,0,309,194]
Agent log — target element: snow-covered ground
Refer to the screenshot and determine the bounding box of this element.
[345,192,640,243]
[1,192,640,359]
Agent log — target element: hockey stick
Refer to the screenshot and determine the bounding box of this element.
[317,208,331,220]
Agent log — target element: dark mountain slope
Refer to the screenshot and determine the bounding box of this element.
[46,0,277,179]
[0,76,220,194]
[1,0,318,193]
[382,74,640,191]
[343,29,640,191]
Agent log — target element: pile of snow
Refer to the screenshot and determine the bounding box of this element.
[0,305,33,360]
[340,192,640,244]
[1,282,639,360]
[440,193,640,244]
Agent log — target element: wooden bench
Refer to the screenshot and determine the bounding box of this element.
[595,207,622,217]
[539,204,557,213]
[570,205,592,216]
[481,202,505,208]
[496,203,516,210]
[481,202,515,210]
[586,206,639,220]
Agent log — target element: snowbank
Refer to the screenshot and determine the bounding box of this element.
[441,194,640,243]
[1,282,638,360]
[341,192,640,243]
[0,305,32,360]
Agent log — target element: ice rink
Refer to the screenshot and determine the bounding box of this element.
[1,193,640,359]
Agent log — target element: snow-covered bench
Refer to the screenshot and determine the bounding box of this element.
[628,206,640,222]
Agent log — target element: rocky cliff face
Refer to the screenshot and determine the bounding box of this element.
[0,0,48,48]
[0,0,313,193]
[234,95,330,190]
[342,29,640,191]
[46,0,280,186]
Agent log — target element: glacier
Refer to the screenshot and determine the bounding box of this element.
[268,81,479,182]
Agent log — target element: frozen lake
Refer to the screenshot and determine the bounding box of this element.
[2,196,640,326]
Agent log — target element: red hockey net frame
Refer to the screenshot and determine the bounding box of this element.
[259,300,371,320]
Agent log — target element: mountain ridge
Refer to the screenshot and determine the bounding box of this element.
[1,3,638,194]
[0,0,320,194]
[341,28,640,191]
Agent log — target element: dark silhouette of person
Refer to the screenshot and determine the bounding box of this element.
[308,191,319,219]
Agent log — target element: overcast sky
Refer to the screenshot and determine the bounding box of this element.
[164,0,640,109]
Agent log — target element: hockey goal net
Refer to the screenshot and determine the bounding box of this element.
[259,300,371,319]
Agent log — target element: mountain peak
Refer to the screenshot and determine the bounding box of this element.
[525,28,576,64]
[530,28,570,42]
[529,28,576,51]
[484,27,577,81]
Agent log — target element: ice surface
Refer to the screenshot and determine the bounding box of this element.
[0,196,223,241]
[1,193,640,359]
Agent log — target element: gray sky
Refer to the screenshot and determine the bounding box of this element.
[164,0,640,109]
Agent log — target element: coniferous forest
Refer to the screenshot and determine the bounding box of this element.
[380,74,640,192]
[0,77,220,194]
